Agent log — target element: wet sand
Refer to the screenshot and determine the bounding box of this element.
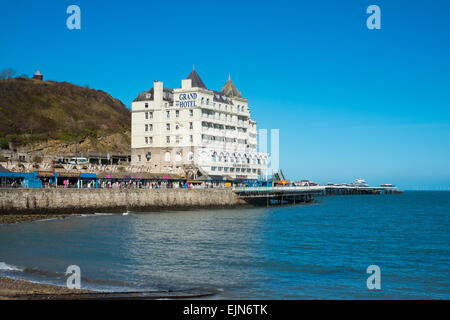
[0,214,73,224]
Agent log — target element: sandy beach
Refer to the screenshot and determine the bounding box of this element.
[0,276,93,300]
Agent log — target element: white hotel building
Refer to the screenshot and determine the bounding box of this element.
[131,69,268,180]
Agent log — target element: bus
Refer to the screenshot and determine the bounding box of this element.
[69,157,88,165]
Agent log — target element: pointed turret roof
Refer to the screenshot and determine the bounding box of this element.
[186,66,207,89]
[221,75,242,98]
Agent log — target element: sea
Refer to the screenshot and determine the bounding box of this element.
[0,191,449,299]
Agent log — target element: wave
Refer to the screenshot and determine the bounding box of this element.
[0,262,23,272]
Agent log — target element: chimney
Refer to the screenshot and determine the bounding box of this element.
[182,79,192,90]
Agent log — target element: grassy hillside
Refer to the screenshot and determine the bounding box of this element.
[0,78,131,154]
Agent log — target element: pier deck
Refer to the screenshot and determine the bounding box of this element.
[233,186,325,206]
[233,185,399,206]
[325,185,398,195]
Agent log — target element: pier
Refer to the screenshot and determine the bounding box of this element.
[233,185,400,207]
[325,185,399,196]
[233,186,325,206]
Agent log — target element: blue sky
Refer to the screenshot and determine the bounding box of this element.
[1,0,449,189]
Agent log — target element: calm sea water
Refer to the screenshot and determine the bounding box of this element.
[0,191,449,299]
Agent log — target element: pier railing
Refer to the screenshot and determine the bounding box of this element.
[232,186,325,193]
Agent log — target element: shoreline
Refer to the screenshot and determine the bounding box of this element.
[0,276,217,300]
[0,214,73,224]
[0,204,252,225]
[0,276,93,300]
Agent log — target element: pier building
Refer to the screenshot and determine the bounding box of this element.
[131,68,268,180]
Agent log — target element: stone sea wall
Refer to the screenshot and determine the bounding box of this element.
[0,188,245,215]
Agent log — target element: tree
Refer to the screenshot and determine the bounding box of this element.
[0,68,16,79]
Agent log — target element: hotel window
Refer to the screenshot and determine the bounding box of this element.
[166,136,170,143]
[189,109,193,117]
[206,99,210,105]
[145,112,149,120]
[211,167,216,171]
[176,110,179,118]
[149,136,153,144]
[145,103,148,108]
[176,136,180,143]
[145,124,148,132]
[165,152,171,162]
[149,124,153,131]
[189,122,193,130]
[146,152,151,162]
[201,97,204,104]
[176,124,179,130]
[149,111,153,119]
[145,137,148,144]
[175,152,181,162]
[188,152,194,161]
[189,135,193,142]
[138,155,141,162]
[166,111,170,119]
[166,123,170,131]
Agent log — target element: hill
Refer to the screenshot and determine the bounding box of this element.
[0,77,131,156]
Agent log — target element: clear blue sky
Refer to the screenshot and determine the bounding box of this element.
[1,0,449,189]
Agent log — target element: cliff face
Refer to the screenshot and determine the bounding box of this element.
[0,78,131,155]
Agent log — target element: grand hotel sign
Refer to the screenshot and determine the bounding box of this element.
[176,93,197,107]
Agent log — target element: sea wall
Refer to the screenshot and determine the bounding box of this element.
[0,188,245,215]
